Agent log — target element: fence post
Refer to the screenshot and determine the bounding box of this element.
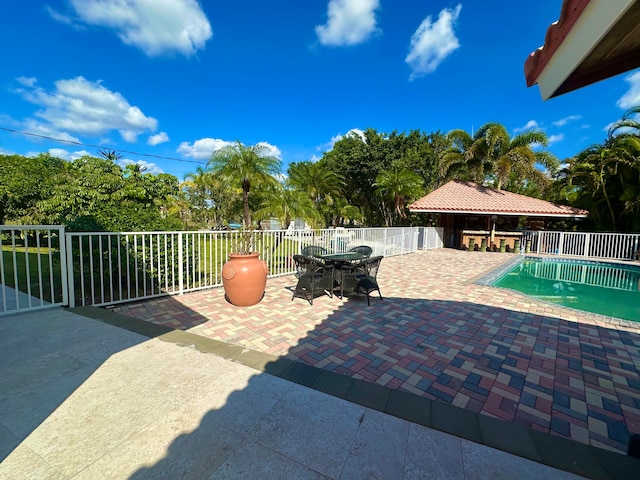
[583,233,590,258]
[383,229,388,255]
[178,232,184,295]
[558,233,565,255]
[536,232,541,254]
[64,231,75,308]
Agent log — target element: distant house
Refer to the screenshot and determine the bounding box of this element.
[408,180,588,250]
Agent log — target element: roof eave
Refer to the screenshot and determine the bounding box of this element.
[525,0,639,100]
[409,208,588,218]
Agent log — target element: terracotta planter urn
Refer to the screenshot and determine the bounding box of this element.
[222,253,268,307]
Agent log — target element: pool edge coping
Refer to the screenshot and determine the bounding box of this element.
[472,254,640,331]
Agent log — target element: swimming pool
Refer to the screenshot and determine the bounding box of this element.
[490,257,640,322]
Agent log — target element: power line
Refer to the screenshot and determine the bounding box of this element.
[0,126,208,165]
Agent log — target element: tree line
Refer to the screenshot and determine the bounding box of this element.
[1,106,639,232]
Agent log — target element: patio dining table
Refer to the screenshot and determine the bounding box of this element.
[318,252,365,263]
[319,252,366,299]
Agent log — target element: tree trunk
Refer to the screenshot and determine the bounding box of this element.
[242,187,251,227]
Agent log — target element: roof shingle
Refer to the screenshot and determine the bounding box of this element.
[408,180,589,217]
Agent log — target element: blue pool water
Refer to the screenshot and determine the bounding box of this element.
[491,257,640,322]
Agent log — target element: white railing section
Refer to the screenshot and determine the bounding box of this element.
[523,230,640,260]
[420,227,445,250]
[295,227,420,257]
[0,225,68,315]
[524,259,640,292]
[66,227,421,307]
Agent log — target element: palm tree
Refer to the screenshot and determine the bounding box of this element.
[569,141,624,230]
[97,149,123,162]
[288,161,345,227]
[329,198,364,227]
[374,169,424,225]
[602,105,640,230]
[208,141,281,228]
[439,129,480,182]
[441,122,558,190]
[608,105,640,137]
[288,161,345,205]
[255,182,321,230]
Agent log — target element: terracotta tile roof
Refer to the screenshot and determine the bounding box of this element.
[408,180,589,217]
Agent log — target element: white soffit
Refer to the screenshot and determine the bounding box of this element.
[536,0,636,100]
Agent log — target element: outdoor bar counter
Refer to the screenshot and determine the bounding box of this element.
[460,229,523,251]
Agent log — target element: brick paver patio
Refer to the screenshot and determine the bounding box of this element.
[111,249,640,454]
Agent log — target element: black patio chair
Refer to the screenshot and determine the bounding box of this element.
[301,245,330,258]
[348,245,373,258]
[292,255,336,305]
[339,255,383,305]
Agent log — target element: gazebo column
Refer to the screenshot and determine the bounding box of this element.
[490,215,497,249]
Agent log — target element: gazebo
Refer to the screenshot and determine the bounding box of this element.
[408,180,588,250]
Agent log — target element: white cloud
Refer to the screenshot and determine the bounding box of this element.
[344,128,366,141]
[552,115,581,127]
[15,76,158,143]
[148,131,169,145]
[405,4,462,80]
[617,71,640,110]
[547,134,564,145]
[256,141,282,159]
[177,138,235,159]
[21,118,82,143]
[316,0,380,47]
[177,138,282,160]
[118,158,164,174]
[16,76,37,87]
[318,128,365,151]
[47,148,90,160]
[50,0,212,57]
[513,120,540,133]
[45,5,80,27]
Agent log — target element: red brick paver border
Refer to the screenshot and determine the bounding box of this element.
[111,249,640,454]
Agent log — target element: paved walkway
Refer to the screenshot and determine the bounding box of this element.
[1,307,597,479]
[112,249,640,455]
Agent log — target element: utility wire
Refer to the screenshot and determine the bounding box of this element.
[0,126,208,165]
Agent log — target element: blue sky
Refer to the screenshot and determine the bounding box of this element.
[1,1,639,180]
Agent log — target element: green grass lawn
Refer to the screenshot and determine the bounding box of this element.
[1,247,63,303]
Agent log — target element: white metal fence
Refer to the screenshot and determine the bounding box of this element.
[5,224,640,314]
[65,227,422,308]
[1,225,68,314]
[420,226,445,250]
[522,230,640,261]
